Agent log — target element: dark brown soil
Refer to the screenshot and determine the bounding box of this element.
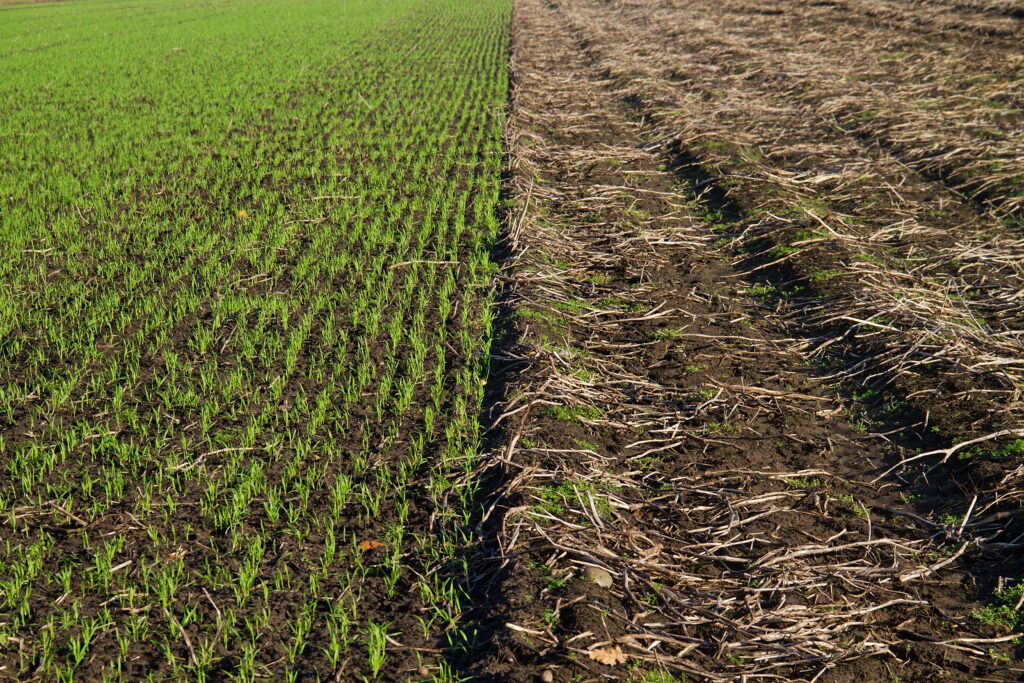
[0,9,507,682]
[3,1,1023,681]
[464,0,1024,680]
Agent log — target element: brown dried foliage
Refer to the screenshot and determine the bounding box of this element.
[479,0,1024,679]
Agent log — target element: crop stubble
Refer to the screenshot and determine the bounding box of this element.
[475,0,1024,681]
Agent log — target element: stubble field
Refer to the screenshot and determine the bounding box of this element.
[483,0,1024,681]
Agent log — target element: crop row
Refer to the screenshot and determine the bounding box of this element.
[0,0,509,680]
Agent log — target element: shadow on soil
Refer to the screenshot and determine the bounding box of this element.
[445,162,531,680]
[664,142,1024,640]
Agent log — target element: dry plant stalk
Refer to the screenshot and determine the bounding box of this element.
[481,0,1024,679]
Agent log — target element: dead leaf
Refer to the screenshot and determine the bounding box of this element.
[588,645,627,666]
[358,539,385,552]
[641,543,663,559]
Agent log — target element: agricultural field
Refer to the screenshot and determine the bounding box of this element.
[0,0,508,680]
[2,0,1024,681]
[483,0,1024,681]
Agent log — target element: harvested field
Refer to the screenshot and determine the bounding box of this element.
[472,0,1024,681]
[1,0,1023,681]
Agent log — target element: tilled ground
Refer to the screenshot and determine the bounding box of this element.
[469,0,1024,680]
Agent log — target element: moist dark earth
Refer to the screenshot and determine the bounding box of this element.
[462,0,1024,681]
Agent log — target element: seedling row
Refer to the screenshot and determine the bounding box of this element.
[0,0,509,679]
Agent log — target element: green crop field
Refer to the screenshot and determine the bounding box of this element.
[0,0,509,679]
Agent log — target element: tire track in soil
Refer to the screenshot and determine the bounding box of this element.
[466,0,1024,680]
